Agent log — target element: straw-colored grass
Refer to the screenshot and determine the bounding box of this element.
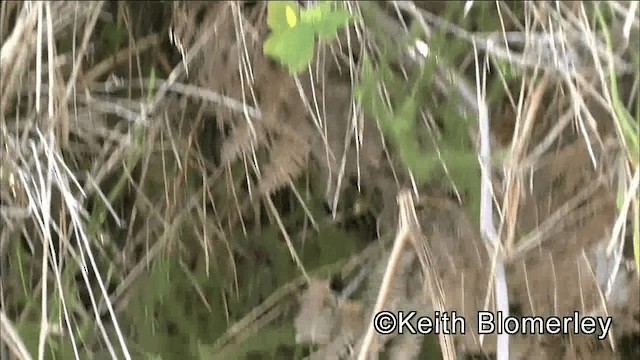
[1,1,638,359]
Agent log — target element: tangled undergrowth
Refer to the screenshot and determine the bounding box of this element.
[1,1,638,359]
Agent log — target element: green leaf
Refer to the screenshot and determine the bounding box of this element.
[314,9,352,40]
[102,22,128,55]
[392,98,418,137]
[267,1,299,32]
[299,2,327,24]
[300,3,352,41]
[265,1,351,74]
[263,25,315,75]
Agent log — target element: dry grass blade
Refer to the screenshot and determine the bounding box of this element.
[0,310,32,360]
[358,190,455,360]
[502,73,549,258]
[473,40,510,360]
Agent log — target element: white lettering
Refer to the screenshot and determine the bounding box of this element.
[472,311,613,339]
[397,311,417,334]
[477,312,495,334]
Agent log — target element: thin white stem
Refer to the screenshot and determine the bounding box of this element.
[473,41,510,360]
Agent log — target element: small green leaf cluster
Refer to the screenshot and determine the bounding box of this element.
[264,1,352,74]
[355,2,500,223]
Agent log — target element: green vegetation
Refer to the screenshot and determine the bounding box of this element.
[264,1,352,74]
[1,1,638,359]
